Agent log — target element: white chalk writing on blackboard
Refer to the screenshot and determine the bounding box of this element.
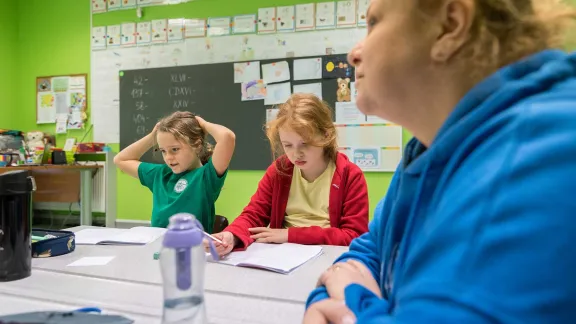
[168,86,193,97]
[170,73,187,83]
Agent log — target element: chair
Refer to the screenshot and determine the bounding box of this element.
[213,215,229,233]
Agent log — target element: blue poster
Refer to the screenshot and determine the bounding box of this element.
[353,147,380,169]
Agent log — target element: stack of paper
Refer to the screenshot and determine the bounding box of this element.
[74,227,167,245]
[209,243,323,274]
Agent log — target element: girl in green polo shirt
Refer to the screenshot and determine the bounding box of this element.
[114,111,235,233]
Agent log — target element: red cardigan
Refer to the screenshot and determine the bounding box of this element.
[224,152,369,249]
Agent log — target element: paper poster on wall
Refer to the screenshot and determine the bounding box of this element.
[234,61,261,83]
[37,93,55,124]
[294,58,322,80]
[262,61,290,84]
[265,82,291,105]
[70,90,86,110]
[357,0,369,26]
[266,108,279,123]
[106,25,122,47]
[55,114,68,134]
[68,107,84,130]
[241,79,267,101]
[92,0,107,13]
[121,23,137,46]
[122,0,137,8]
[350,81,357,102]
[167,19,185,42]
[233,14,257,34]
[337,0,357,27]
[366,115,391,124]
[207,17,231,37]
[184,19,206,38]
[69,77,86,90]
[293,83,322,99]
[54,92,69,115]
[295,3,315,31]
[108,0,122,10]
[322,55,354,79]
[51,77,69,92]
[277,6,295,32]
[258,7,277,33]
[137,0,153,6]
[352,147,381,169]
[91,26,107,50]
[136,22,152,45]
[316,2,336,29]
[151,19,168,43]
[335,102,365,124]
[37,78,51,92]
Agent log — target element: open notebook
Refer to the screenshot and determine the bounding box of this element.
[208,243,323,274]
[74,227,167,245]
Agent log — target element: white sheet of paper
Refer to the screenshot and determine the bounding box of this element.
[91,26,107,50]
[106,25,122,47]
[357,0,370,26]
[233,14,256,34]
[136,22,152,44]
[167,19,185,41]
[121,23,137,46]
[234,61,261,83]
[293,58,322,80]
[184,19,205,38]
[293,83,322,99]
[265,82,291,105]
[295,3,315,31]
[262,61,290,84]
[151,19,168,43]
[207,17,231,36]
[277,6,295,32]
[335,102,365,124]
[316,2,336,29]
[366,115,391,123]
[258,7,276,33]
[55,114,68,134]
[351,81,357,102]
[336,0,357,27]
[67,256,115,267]
[54,92,69,115]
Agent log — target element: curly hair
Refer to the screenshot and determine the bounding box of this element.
[155,111,213,165]
[417,0,576,74]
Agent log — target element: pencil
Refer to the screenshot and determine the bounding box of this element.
[203,231,224,244]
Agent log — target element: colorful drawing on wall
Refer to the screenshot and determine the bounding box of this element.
[336,78,351,102]
[70,91,86,109]
[241,79,267,101]
[39,93,54,109]
[37,78,51,92]
[322,54,354,79]
[353,147,381,169]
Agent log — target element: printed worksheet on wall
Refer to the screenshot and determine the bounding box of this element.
[121,23,137,47]
[233,15,257,34]
[136,22,152,45]
[151,19,168,44]
[122,0,137,9]
[91,26,107,50]
[258,7,276,34]
[108,0,122,10]
[316,2,336,29]
[357,0,369,26]
[336,0,357,28]
[106,25,122,47]
[207,17,231,37]
[184,19,205,38]
[276,6,295,32]
[295,3,315,31]
[167,19,185,42]
[92,0,107,13]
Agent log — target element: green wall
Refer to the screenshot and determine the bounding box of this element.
[0,0,18,127]
[9,0,575,224]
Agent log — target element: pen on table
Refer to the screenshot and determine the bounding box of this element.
[203,231,224,244]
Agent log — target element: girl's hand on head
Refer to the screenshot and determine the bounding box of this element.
[204,231,236,257]
[317,260,381,301]
[194,116,207,130]
[152,122,160,135]
[248,227,288,244]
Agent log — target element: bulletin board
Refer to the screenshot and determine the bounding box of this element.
[36,74,88,132]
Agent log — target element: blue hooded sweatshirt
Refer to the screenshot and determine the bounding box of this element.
[306,49,576,323]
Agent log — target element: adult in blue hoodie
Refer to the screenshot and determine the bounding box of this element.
[304,0,576,323]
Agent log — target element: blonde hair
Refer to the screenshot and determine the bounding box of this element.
[417,0,576,74]
[266,93,338,168]
[155,111,213,165]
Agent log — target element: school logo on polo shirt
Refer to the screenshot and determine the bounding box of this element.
[174,179,188,193]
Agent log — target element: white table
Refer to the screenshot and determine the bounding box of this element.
[0,226,348,323]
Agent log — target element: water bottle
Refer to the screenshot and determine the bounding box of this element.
[159,213,218,324]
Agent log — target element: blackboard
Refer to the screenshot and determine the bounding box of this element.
[119,55,355,170]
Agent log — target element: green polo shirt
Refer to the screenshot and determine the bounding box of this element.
[137,157,227,233]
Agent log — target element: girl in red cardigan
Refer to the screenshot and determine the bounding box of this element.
[211,93,369,256]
